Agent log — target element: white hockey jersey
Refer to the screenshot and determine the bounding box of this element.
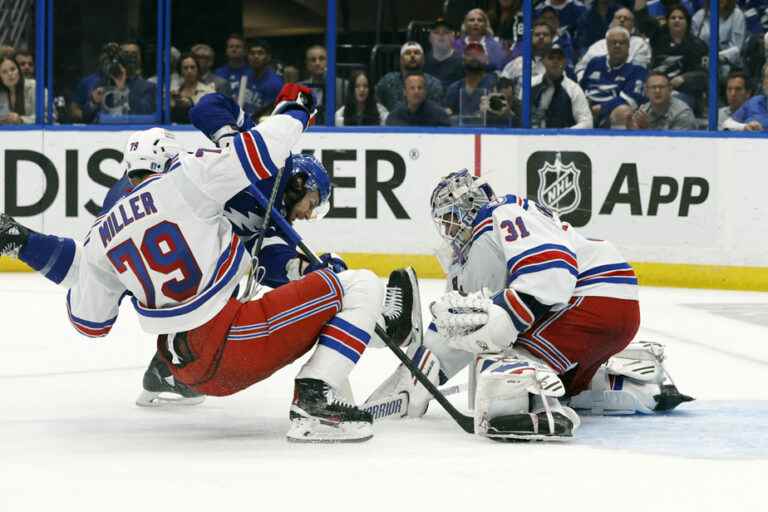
[449,194,638,320]
[60,114,305,336]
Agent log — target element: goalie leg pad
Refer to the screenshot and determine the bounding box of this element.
[568,341,694,415]
[472,353,579,441]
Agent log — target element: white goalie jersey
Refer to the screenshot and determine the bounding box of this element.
[448,194,638,309]
[59,113,305,336]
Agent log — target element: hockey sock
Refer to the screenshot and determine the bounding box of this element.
[19,231,76,284]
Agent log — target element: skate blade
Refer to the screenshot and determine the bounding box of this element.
[484,432,573,442]
[135,390,206,407]
[286,417,373,443]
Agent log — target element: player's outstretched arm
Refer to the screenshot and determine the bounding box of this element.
[194,84,317,207]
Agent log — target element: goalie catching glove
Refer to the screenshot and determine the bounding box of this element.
[431,289,517,353]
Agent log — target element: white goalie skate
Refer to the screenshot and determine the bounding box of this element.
[568,340,694,415]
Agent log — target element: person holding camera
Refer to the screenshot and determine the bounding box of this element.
[69,42,156,123]
[479,76,520,127]
[531,44,593,129]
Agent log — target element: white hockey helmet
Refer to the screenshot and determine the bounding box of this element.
[430,169,495,253]
[122,128,182,176]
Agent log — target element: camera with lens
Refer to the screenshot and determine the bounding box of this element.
[99,42,125,81]
[488,92,508,114]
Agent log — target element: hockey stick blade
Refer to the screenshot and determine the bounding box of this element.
[246,186,476,434]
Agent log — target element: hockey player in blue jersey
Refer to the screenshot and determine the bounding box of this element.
[580,26,648,128]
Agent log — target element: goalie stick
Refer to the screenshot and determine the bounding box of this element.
[246,184,476,434]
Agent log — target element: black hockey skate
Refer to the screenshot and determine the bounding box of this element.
[381,267,423,347]
[287,378,373,443]
[0,214,29,259]
[485,411,576,442]
[135,353,205,407]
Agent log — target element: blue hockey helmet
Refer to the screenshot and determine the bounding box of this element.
[430,169,495,252]
[284,153,332,220]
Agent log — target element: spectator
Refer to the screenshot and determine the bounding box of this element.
[0,56,36,124]
[535,0,588,42]
[576,8,652,80]
[580,27,648,127]
[375,41,444,112]
[69,42,156,123]
[718,71,752,128]
[650,5,708,110]
[445,43,498,125]
[148,46,181,91]
[14,50,34,80]
[242,40,283,121]
[120,41,144,79]
[723,62,768,130]
[576,0,622,53]
[424,17,465,88]
[214,33,252,101]
[487,0,523,43]
[481,76,520,126]
[170,53,215,123]
[335,69,388,126]
[0,46,14,59]
[740,0,768,35]
[537,5,577,65]
[191,44,232,97]
[692,0,747,77]
[385,73,451,127]
[628,71,697,129]
[281,64,301,83]
[299,45,347,125]
[531,44,593,128]
[453,8,508,70]
[501,20,554,97]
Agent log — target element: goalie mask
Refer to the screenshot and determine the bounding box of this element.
[430,169,495,254]
[283,153,332,220]
[123,128,182,179]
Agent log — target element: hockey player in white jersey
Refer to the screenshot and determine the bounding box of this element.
[368,169,692,440]
[96,94,421,408]
[0,84,388,443]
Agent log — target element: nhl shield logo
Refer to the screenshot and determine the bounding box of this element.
[537,152,581,215]
[527,151,591,227]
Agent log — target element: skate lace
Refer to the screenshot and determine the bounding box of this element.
[325,384,357,412]
[381,286,403,320]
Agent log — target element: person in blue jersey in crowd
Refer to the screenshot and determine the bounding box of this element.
[213,34,253,102]
[580,26,647,127]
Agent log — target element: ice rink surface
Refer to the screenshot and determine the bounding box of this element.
[1,273,767,512]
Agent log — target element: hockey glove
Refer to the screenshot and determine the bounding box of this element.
[302,252,348,275]
[431,290,517,354]
[271,84,317,126]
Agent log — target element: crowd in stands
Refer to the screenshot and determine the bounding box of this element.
[5,0,768,131]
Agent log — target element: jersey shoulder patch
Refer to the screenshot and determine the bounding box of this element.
[472,194,528,229]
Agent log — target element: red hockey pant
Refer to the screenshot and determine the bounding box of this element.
[157,269,343,396]
[516,296,640,395]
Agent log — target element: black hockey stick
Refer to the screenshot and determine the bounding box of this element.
[241,164,286,301]
[246,185,475,434]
